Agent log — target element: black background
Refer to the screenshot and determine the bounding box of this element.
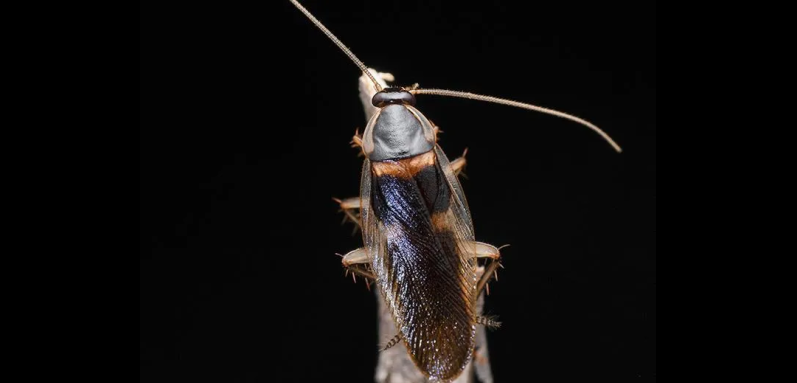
[140,0,656,381]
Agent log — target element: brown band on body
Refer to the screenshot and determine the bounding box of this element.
[372,150,436,178]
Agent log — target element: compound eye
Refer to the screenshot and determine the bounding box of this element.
[372,88,416,107]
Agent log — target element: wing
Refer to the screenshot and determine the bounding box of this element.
[433,144,475,239]
[360,157,383,267]
[361,149,479,382]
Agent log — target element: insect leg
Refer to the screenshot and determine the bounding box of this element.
[341,247,368,266]
[476,315,502,329]
[333,197,362,231]
[466,242,504,296]
[379,333,403,352]
[350,130,365,154]
[477,259,503,297]
[340,248,376,281]
[466,241,502,260]
[449,148,469,177]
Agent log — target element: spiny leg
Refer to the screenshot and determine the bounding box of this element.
[476,315,502,329]
[471,248,502,378]
[465,242,506,296]
[351,130,364,156]
[477,259,504,297]
[380,333,403,352]
[333,196,362,232]
[340,248,376,282]
[467,241,502,261]
[336,130,365,232]
[450,148,469,178]
[341,247,368,267]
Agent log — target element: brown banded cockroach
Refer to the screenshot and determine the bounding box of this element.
[290,1,622,382]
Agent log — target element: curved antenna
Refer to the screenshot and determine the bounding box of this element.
[411,88,622,153]
[290,0,383,92]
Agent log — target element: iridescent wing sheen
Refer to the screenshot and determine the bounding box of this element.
[361,147,479,382]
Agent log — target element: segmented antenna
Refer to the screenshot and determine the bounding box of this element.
[411,89,623,153]
[290,0,383,92]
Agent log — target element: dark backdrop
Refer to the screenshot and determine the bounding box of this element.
[140,1,656,381]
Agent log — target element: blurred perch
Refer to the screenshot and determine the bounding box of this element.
[358,69,495,383]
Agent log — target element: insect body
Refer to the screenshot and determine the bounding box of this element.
[290,1,621,381]
[342,87,503,382]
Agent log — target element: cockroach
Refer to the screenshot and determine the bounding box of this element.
[290,1,622,382]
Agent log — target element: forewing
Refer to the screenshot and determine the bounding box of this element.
[434,144,475,238]
[363,150,479,381]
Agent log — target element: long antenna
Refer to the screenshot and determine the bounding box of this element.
[290,0,383,92]
[411,88,622,153]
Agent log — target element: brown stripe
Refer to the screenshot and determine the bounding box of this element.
[372,151,435,178]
